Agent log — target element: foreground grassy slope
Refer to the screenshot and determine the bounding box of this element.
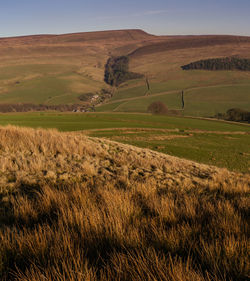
[0,112,249,172]
[0,126,249,281]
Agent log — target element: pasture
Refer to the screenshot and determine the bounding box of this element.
[98,83,250,116]
[0,64,106,105]
[0,112,249,172]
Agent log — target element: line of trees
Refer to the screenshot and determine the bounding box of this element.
[181,57,250,71]
[0,103,81,113]
[104,56,143,86]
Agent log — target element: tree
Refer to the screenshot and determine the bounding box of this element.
[226,108,250,122]
[147,101,168,115]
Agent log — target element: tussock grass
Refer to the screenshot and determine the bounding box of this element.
[0,126,249,280]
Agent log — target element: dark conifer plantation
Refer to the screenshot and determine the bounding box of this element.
[182,57,250,71]
[104,56,143,86]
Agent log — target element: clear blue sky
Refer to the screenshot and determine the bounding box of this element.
[1,0,249,37]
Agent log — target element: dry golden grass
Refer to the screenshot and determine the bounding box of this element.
[0,126,249,280]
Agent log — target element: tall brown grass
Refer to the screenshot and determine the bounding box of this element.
[0,126,249,281]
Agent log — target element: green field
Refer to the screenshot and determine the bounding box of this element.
[90,129,250,173]
[183,84,250,116]
[1,58,250,118]
[98,91,181,112]
[98,82,250,116]
[0,112,249,172]
[96,59,250,116]
[0,64,105,105]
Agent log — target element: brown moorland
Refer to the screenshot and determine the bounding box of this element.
[0,29,154,64]
[2,30,250,66]
[128,35,250,58]
[0,126,249,280]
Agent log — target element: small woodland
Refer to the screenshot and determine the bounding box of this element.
[104,56,143,86]
[181,57,250,71]
[215,108,250,123]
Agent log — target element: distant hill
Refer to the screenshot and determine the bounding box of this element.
[0,29,154,45]
[0,29,250,116]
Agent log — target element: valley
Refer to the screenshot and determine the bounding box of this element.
[0,30,250,117]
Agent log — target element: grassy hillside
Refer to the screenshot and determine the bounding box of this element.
[0,29,152,106]
[1,30,250,116]
[99,34,250,115]
[103,83,249,116]
[0,126,249,281]
[0,112,249,172]
[0,64,106,105]
[183,84,250,116]
[98,42,250,115]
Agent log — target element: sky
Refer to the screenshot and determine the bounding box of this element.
[1,0,250,38]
